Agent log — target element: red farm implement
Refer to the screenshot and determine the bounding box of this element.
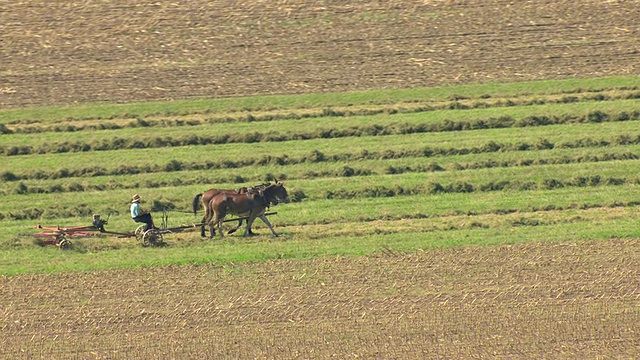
[29,214,134,249]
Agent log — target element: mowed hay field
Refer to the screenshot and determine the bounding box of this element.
[2,0,640,358]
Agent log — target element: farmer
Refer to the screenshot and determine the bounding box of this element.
[130,194,156,231]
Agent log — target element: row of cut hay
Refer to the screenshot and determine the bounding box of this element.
[3,110,640,156]
[4,130,640,181]
[2,173,636,221]
[4,88,638,133]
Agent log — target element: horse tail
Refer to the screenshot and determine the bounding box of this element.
[192,193,203,215]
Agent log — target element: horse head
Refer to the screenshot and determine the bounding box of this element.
[263,182,289,205]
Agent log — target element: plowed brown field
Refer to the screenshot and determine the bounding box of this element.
[2,240,639,358]
[2,0,640,358]
[2,0,639,108]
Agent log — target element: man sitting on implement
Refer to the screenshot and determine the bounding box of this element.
[130,194,156,231]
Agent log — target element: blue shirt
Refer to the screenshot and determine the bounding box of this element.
[131,202,141,218]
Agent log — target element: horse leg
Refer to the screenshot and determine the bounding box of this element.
[200,215,207,238]
[214,209,227,238]
[227,219,243,235]
[203,208,215,238]
[202,211,210,238]
[243,213,260,237]
[207,216,216,239]
[216,216,225,238]
[209,206,227,239]
[258,214,279,237]
[247,219,255,235]
[200,198,211,238]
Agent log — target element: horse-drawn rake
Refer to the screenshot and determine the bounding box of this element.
[29,214,134,249]
[26,211,277,249]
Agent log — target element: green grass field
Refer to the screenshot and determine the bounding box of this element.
[2,76,640,275]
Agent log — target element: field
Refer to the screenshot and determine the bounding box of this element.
[2,0,640,358]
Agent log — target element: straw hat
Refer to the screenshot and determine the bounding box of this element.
[131,194,141,203]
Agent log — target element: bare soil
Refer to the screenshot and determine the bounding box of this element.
[2,0,640,357]
[1,0,639,108]
[2,239,639,358]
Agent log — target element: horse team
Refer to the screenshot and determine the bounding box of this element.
[192,181,289,238]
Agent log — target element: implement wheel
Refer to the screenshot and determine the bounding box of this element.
[58,238,72,250]
[135,225,146,242]
[142,230,163,247]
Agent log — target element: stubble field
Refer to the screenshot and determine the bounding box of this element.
[2,0,639,108]
[3,240,639,358]
[2,0,640,358]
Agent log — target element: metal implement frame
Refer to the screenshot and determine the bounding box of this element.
[28,214,135,249]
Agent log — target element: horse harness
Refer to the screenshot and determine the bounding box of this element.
[245,186,278,208]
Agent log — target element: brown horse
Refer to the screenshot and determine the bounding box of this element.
[207,182,289,238]
[192,183,270,237]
